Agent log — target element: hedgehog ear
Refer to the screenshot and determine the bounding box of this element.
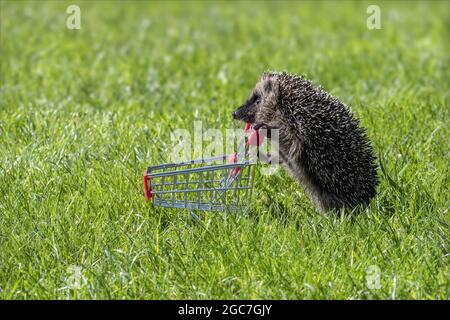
[263,79,273,93]
[262,78,280,110]
[264,77,279,99]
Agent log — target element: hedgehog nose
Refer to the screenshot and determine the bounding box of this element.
[232,111,238,119]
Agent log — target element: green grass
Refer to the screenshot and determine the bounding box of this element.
[0,0,449,299]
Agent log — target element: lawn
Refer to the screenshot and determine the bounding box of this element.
[0,0,449,299]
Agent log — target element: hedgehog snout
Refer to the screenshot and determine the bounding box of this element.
[232,105,255,123]
[232,106,245,120]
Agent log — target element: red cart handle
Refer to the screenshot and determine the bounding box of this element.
[228,122,263,177]
[143,170,153,202]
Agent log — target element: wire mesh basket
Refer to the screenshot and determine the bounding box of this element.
[143,123,262,213]
[143,155,256,212]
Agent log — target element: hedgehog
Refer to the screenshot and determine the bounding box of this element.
[232,71,379,213]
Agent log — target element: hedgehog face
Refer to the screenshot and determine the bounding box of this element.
[232,91,259,124]
[232,75,280,130]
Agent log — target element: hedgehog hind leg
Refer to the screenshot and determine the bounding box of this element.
[315,189,349,213]
[298,182,341,213]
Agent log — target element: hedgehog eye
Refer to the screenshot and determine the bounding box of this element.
[254,95,261,104]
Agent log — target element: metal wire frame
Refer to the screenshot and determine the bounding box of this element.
[143,154,256,212]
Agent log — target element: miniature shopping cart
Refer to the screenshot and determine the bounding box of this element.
[143,123,263,213]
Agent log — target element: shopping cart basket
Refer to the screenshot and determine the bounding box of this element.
[143,123,263,213]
